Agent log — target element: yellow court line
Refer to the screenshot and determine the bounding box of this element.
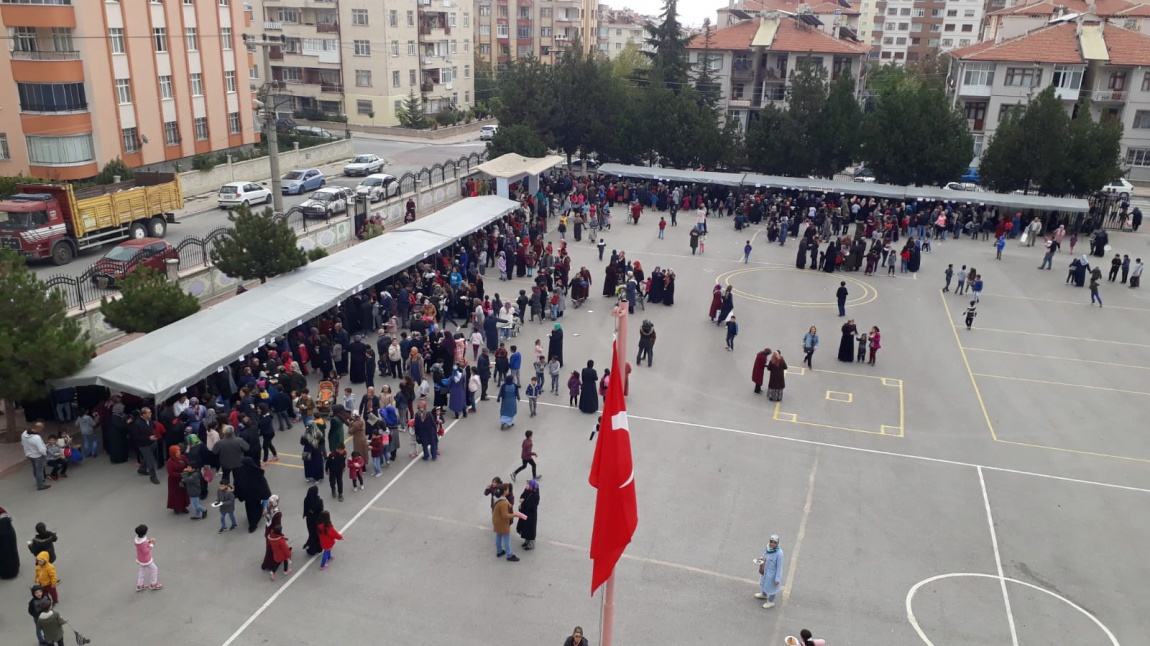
[994,437,1150,466]
[716,266,879,309]
[972,373,1150,397]
[897,378,905,436]
[965,327,1150,349]
[986,291,1150,313]
[812,367,902,382]
[940,291,1001,441]
[266,461,303,469]
[963,347,1150,372]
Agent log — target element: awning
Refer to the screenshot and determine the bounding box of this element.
[52,196,520,401]
[597,164,744,186]
[476,153,564,179]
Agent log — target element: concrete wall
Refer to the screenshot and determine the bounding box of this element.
[176,138,355,197]
[297,118,494,140]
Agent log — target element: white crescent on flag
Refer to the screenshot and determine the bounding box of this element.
[612,411,634,488]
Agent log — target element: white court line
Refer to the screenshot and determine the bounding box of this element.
[219,419,460,646]
[770,449,821,646]
[534,401,1150,496]
[978,466,1019,646]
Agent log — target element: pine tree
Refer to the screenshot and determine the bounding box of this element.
[980,87,1070,194]
[101,268,201,334]
[643,0,691,90]
[812,74,864,178]
[0,250,93,440]
[209,206,309,284]
[862,76,972,186]
[397,89,428,129]
[693,19,722,110]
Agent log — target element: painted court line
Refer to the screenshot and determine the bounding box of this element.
[986,291,1150,313]
[978,467,1019,646]
[972,373,1150,397]
[961,347,1150,372]
[962,327,1150,349]
[939,292,1001,441]
[218,419,460,646]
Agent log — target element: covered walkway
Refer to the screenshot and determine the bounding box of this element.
[597,164,1090,213]
[476,152,564,200]
[52,196,520,401]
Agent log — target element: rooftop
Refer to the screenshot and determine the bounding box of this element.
[687,14,868,55]
[987,0,1150,18]
[949,20,1150,65]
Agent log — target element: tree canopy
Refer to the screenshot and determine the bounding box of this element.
[209,206,309,284]
[101,268,201,334]
[643,0,692,89]
[486,123,549,158]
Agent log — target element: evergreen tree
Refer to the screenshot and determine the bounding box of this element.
[862,76,972,186]
[0,250,93,439]
[101,268,201,334]
[745,106,799,175]
[643,0,691,89]
[812,74,864,178]
[493,57,556,140]
[209,206,309,284]
[397,90,428,129]
[611,42,650,83]
[1066,101,1123,196]
[692,19,722,110]
[981,88,1070,194]
[473,57,498,116]
[784,59,830,176]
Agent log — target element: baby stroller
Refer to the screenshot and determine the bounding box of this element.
[316,380,336,416]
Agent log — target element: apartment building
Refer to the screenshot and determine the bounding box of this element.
[596,6,650,59]
[687,12,869,132]
[983,0,1150,41]
[0,0,258,181]
[717,0,862,39]
[949,19,1150,180]
[259,0,474,127]
[474,0,597,67]
[866,0,985,62]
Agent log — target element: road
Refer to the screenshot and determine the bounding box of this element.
[32,133,486,280]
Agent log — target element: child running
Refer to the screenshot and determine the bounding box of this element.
[317,511,343,570]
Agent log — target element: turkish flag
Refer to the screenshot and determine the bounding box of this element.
[589,341,638,595]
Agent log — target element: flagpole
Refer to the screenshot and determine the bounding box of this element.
[600,573,616,646]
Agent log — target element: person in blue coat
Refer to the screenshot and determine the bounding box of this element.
[447,367,468,419]
[496,376,519,430]
[755,534,785,609]
[484,313,499,351]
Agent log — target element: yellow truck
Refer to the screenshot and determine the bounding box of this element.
[0,172,183,265]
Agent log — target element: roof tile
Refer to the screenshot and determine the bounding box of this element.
[688,16,868,55]
[949,22,1083,63]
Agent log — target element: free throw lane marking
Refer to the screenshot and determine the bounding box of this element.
[979,467,1019,646]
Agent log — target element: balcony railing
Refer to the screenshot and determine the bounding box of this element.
[263,21,283,30]
[320,82,342,93]
[9,50,81,61]
[762,82,787,102]
[316,22,339,33]
[1092,89,1126,102]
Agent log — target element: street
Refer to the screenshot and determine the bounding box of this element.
[31,133,486,280]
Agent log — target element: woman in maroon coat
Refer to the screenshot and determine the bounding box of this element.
[708,284,723,322]
[165,446,190,514]
[752,348,771,394]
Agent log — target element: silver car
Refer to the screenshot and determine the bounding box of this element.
[299,187,355,219]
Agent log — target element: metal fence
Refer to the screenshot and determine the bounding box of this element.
[41,151,487,312]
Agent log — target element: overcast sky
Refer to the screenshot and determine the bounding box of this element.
[619,0,728,27]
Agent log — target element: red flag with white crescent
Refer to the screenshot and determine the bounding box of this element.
[589,341,638,595]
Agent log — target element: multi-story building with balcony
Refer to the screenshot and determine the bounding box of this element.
[687,12,869,132]
[474,0,597,67]
[595,5,650,59]
[949,18,1150,180]
[259,0,473,126]
[866,0,986,63]
[0,0,258,181]
[717,0,862,40]
[983,0,1150,41]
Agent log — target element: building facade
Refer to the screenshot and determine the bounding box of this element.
[866,0,985,63]
[596,5,650,59]
[473,0,597,67]
[983,0,1150,41]
[687,12,869,132]
[259,0,474,127]
[0,0,258,181]
[950,19,1150,180]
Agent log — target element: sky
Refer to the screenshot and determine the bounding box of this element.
[621,0,729,28]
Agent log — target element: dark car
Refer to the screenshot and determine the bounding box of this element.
[91,238,177,288]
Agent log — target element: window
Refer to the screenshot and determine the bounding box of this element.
[228,112,241,134]
[883,36,894,45]
[225,70,237,93]
[941,38,953,47]
[913,8,924,16]
[1109,71,1128,90]
[896,37,906,45]
[1134,110,1150,129]
[887,8,897,15]
[391,41,399,57]
[480,25,491,37]
[221,27,232,50]
[998,103,1023,123]
[449,12,457,27]
[0,134,8,161]
[464,65,471,78]
[153,27,168,53]
[159,76,174,99]
[163,121,180,145]
[898,22,908,30]
[465,91,470,103]
[410,69,417,85]
[497,24,508,37]
[26,134,95,165]
[51,27,73,52]
[965,9,977,17]
[194,117,209,141]
[464,13,470,28]
[732,82,744,99]
[357,99,373,115]
[1126,147,1150,167]
[118,127,138,153]
[115,79,132,105]
[407,10,415,26]
[392,70,401,87]
[12,27,36,53]
[251,64,259,79]
[931,9,942,17]
[352,9,368,25]
[1003,67,1040,87]
[356,70,372,87]
[944,24,955,32]
[389,9,398,27]
[540,7,551,18]
[109,28,126,54]
[280,67,301,82]
[947,9,958,16]
[518,26,530,38]
[963,63,995,86]
[394,100,403,113]
[1052,65,1082,90]
[190,73,203,96]
[185,27,198,52]
[17,83,87,112]
[518,6,530,18]
[219,0,229,5]
[959,39,970,46]
[480,5,491,16]
[354,40,370,56]
[961,24,973,32]
[1143,71,1150,92]
[408,41,417,56]
[884,22,896,30]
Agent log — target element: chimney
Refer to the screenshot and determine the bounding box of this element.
[1087,0,1096,14]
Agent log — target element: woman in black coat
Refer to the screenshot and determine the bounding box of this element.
[0,506,19,580]
[579,360,599,414]
[302,485,325,556]
[547,324,564,367]
[838,320,857,362]
[233,457,272,533]
[516,480,540,550]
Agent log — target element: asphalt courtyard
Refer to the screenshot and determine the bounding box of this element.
[2,207,1148,646]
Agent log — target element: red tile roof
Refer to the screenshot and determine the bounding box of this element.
[688,17,868,55]
[987,0,1142,17]
[739,0,861,16]
[950,21,1150,65]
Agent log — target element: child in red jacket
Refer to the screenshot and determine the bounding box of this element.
[317,511,342,570]
[348,451,366,492]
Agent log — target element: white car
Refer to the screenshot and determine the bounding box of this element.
[1101,177,1133,200]
[479,124,499,141]
[942,181,983,192]
[217,181,272,209]
[343,154,386,176]
[299,186,355,219]
[356,173,400,202]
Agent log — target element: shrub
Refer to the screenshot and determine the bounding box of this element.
[306,247,329,261]
[94,158,135,184]
[192,154,217,172]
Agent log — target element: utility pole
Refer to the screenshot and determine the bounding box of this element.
[245,34,285,214]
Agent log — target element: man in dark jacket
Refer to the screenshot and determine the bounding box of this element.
[131,408,160,484]
[476,350,492,400]
[636,320,656,367]
[412,401,438,461]
[211,427,249,485]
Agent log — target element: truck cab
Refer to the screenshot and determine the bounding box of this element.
[0,193,68,263]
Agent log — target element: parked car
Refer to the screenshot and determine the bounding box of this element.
[943,181,983,192]
[217,181,272,209]
[343,154,386,176]
[91,238,177,288]
[1101,177,1133,200]
[281,169,325,195]
[356,174,400,202]
[960,167,982,185]
[293,126,339,140]
[299,186,355,219]
[479,124,499,141]
[852,166,876,183]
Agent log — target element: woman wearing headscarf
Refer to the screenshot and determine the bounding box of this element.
[716,286,734,325]
[234,456,272,533]
[516,479,540,550]
[766,351,789,402]
[261,495,284,574]
[300,422,327,484]
[579,360,599,414]
[547,323,564,367]
[707,283,723,321]
[837,320,857,363]
[447,367,468,419]
[349,413,369,459]
[302,485,325,556]
[166,445,190,515]
[662,270,676,306]
[0,506,19,579]
[497,376,520,430]
[647,267,664,304]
